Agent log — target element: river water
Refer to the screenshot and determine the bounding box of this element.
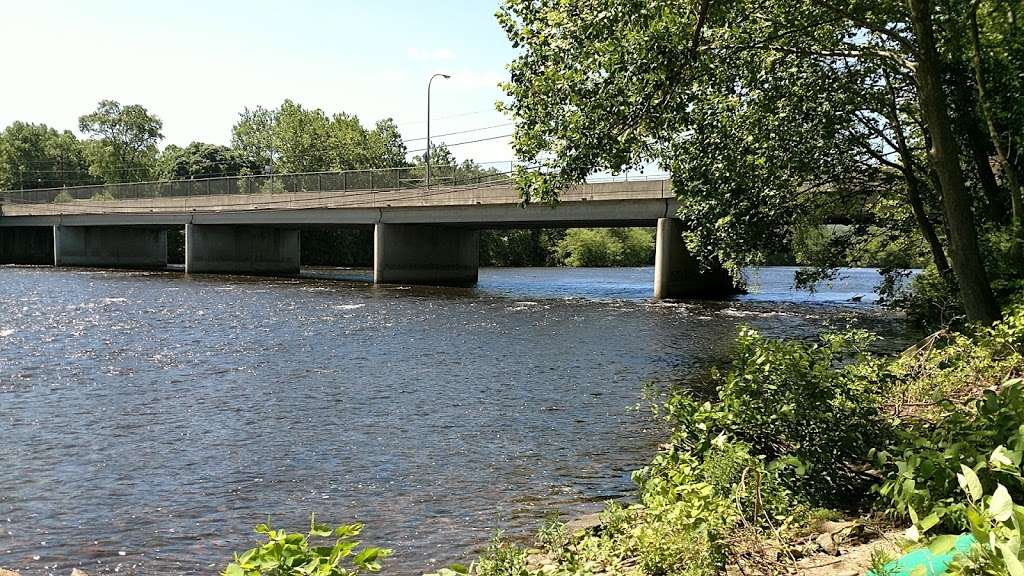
[0,265,912,575]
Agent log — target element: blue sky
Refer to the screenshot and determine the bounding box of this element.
[0,1,517,166]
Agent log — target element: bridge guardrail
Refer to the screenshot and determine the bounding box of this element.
[1,164,520,205]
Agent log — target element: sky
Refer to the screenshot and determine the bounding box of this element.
[0,0,518,168]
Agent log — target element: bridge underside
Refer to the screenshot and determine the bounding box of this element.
[54,226,168,269]
[185,224,300,275]
[374,224,479,286]
[0,226,53,265]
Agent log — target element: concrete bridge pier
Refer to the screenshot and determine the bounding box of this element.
[374,223,479,286]
[185,224,300,275]
[54,225,168,269]
[654,218,735,299]
[0,227,55,265]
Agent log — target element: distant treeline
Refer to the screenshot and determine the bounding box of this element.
[0,99,428,190]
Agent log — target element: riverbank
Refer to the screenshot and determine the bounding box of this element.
[428,298,1024,576]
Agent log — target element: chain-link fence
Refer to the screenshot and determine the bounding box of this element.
[1,163,517,205]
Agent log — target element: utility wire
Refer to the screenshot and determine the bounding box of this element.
[406,134,513,154]
[402,123,514,143]
[394,109,500,127]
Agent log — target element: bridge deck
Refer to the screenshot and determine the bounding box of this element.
[0,180,679,228]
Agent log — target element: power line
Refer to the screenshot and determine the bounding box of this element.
[406,134,513,154]
[403,123,514,143]
[394,108,501,127]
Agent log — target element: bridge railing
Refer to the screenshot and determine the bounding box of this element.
[0,163,518,205]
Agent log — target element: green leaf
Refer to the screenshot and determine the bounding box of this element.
[991,445,1019,468]
[991,484,1015,522]
[927,534,960,555]
[958,464,983,501]
[919,513,940,533]
[999,543,1024,576]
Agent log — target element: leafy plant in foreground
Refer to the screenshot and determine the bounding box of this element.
[222,515,390,576]
[874,382,1024,527]
[908,458,1024,575]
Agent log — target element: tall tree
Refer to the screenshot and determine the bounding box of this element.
[366,119,408,169]
[498,0,1010,323]
[231,105,278,174]
[156,142,254,180]
[231,101,411,174]
[0,122,94,190]
[79,100,163,183]
[968,0,1024,263]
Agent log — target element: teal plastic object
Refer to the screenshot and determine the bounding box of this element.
[866,534,976,576]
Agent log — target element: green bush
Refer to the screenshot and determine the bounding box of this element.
[555,228,654,267]
[874,381,1024,528]
[53,190,74,203]
[945,465,1024,575]
[632,512,722,576]
[89,190,116,201]
[883,303,1024,405]
[222,515,390,576]
[472,536,529,576]
[882,266,964,330]
[656,328,890,505]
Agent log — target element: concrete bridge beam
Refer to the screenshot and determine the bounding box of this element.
[654,218,735,299]
[0,227,54,265]
[374,223,479,286]
[185,224,300,276]
[54,225,167,269]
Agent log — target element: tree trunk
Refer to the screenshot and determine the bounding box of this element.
[946,31,1006,224]
[906,171,951,274]
[909,0,1001,324]
[969,1,1024,264]
[885,74,952,274]
[969,132,1007,223]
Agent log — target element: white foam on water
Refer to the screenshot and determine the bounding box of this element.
[0,329,14,337]
[333,304,365,310]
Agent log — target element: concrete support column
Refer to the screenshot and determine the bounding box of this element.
[654,218,697,299]
[0,227,54,265]
[654,218,736,299]
[54,225,167,269]
[185,224,300,276]
[374,223,478,286]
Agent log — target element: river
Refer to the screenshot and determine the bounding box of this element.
[0,265,913,575]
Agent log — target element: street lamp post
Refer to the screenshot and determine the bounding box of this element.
[426,73,451,189]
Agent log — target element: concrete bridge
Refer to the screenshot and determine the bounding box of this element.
[0,169,732,298]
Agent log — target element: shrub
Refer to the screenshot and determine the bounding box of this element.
[222,515,390,576]
[946,467,1024,575]
[555,228,654,267]
[874,381,1024,528]
[656,328,890,506]
[632,512,722,576]
[884,304,1024,407]
[89,191,116,201]
[53,190,74,203]
[473,536,529,576]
